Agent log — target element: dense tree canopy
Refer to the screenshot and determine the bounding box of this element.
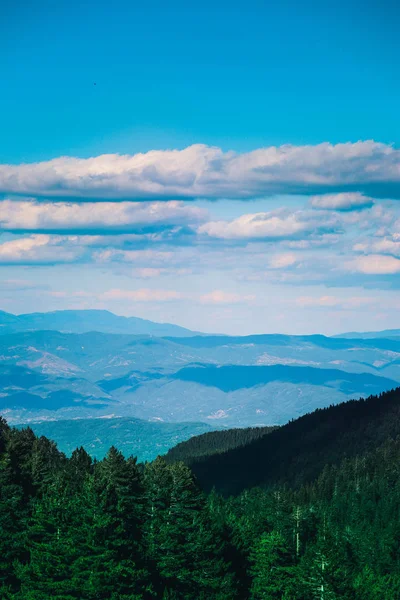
[1,385,400,599]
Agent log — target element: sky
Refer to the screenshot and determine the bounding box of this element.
[0,0,400,335]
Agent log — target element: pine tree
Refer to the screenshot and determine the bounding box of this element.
[31,435,65,496]
[301,544,338,600]
[0,426,36,595]
[144,459,236,599]
[353,566,400,600]
[66,446,93,492]
[249,531,300,600]
[0,451,27,596]
[88,447,149,599]
[0,416,10,454]
[16,475,83,600]
[143,455,174,595]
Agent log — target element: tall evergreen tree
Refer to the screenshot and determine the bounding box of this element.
[15,474,83,600]
[0,426,36,596]
[89,446,149,599]
[250,531,300,600]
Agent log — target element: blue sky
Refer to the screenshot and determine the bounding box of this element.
[2,0,400,161]
[0,0,399,334]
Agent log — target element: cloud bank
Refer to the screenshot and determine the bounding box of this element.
[1,141,400,200]
[0,199,206,232]
[198,208,340,240]
[1,141,400,330]
[347,254,400,275]
[309,192,374,211]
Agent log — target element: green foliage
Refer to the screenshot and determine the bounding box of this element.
[2,385,400,599]
[0,426,237,598]
[250,531,299,599]
[353,566,400,600]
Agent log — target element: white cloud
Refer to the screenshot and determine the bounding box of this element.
[347,254,400,275]
[269,253,298,269]
[0,234,84,264]
[353,237,400,257]
[94,248,174,264]
[101,288,182,302]
[309,192,374,211]
[198,205,345,240]
[1,141,399,199]
[199,290,255,304]
[132,267,193,279]
[0,199,207,232]
[198,211,312,240]
[132,268,165,278]
[0,235,49,258]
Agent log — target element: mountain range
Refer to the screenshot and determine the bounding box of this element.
[335,328,400,339]
[0,309,197,337]
[1,309,400,456]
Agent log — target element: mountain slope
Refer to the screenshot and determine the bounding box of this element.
[166,332,400,350]
[0,309,197,337]
[186,386,400,495]
[0,363,112,423]
[164,425,277,463]
[172,364,397,395]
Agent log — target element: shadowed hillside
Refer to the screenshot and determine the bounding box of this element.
[184,386,400,495]
[164,425,277,463]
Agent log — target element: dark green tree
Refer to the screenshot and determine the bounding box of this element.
[250,531,300,599]
[88,446,149,599]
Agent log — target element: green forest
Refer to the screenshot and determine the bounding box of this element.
[165,425,277,464]
[1,389,400,598]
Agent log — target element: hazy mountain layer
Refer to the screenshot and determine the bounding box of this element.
[335,328,400,339]
[19,417,212,462]
[1,329,399,427]
[0,309,197,337]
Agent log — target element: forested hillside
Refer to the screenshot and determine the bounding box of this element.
[0,419,237,599]
[1,401,400,598]
[184,386,400,495]
[165,425,277,464]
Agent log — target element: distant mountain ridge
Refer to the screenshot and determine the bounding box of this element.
[0,309,198,337]
[1,329,400,426]
[2,309,400,340]
[171,364,397,395]
[166,332,400,349]
[335,328,400,339]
